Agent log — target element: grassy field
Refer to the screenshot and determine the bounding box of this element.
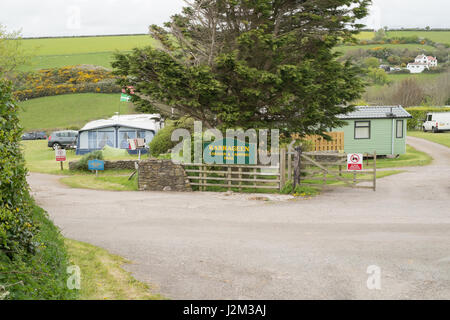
[408,131,450,148]
[335,43,436,54]
[366,145,432,168]
[386,72,442,82]
[355,31,450,45]
[18,93,135,132]
[20,35,157,71]
[66,239,163,300]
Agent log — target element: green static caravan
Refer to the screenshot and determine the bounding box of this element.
[332,106,412,156]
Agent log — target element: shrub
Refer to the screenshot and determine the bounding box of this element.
[0,80,37,256]
[73,150,104,171]
[0,205,77,300]
[405,106,450,130]
[149,117,194,157]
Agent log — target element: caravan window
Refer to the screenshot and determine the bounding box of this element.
[119,130,136,149]
[88,130,114,149]
[354,121,370,139]
[396,120,404,139]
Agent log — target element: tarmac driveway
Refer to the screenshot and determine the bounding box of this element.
[28,137,450,299]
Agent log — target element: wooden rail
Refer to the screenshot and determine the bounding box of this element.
[182,162,282,192]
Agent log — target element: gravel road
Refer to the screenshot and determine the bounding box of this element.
[28,137,450,299]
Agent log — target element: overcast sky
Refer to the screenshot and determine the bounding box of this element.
[1,0,449,38]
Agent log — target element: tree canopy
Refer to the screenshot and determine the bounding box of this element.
[0,24,30,77]
[113,0,370,136]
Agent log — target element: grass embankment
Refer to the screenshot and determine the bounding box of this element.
[20,35,157,71]
[65,239,163,300]
[408,131,450,148]
[18,93,135,132]
[0,205,77,300]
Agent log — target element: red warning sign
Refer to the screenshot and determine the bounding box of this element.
[347,153,363,171]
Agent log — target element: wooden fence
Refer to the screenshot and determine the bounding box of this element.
[182,160,284,192]
[291,132,344,152]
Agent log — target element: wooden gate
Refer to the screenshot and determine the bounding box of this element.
[287,150,377,191]
[182,160,284,192]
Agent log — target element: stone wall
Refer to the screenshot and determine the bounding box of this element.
[138,159,192,192]
[69,160,138,171]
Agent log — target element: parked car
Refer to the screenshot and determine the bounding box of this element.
[48,130,78,150]
[423,112,450,133]
[21,131,47,140]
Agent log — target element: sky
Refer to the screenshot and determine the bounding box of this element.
[1,0,449,38]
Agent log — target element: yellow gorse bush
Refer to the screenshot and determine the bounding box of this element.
[13,65,121,100]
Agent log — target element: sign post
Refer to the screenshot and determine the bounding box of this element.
[347,153,363,171]
[55,149,66,171]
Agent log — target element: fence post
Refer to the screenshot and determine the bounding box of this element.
[373,151,377,191]
[227,166,232,191]
[293,146,302,188]
[288,150,292,181]
[280,148,286,191]
[238,167,242,190]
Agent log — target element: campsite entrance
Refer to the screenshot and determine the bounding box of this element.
[181,148,377,192]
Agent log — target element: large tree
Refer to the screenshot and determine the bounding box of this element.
[113,0,370,136]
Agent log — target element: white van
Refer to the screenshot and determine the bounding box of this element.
[423,112,450,133]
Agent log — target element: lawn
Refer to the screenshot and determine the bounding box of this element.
[18,93,135,132]
[366,145,433,168]
[65,239,163,300]
[355,31,450,45]
[19,35,158,71]
[408,131,450,148]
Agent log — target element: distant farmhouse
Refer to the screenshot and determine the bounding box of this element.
[407,54,438,74]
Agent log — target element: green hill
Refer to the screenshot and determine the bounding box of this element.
[18,93,135,132]
[21,35,158,71]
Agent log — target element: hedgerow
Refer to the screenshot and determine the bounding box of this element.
[405,106,450,130]
[0,79,75,299]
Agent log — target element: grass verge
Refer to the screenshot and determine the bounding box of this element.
[366,145,433,168]
[65,239,163,300]
[408,131,450,148]
[60,174,138,191]
[0,205,77,300]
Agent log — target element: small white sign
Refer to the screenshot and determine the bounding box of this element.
[347,153,363,171]
[55,149,66,162]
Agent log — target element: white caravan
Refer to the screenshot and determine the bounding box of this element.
[423,112,450,133]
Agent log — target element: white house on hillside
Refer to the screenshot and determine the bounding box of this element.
[407,54,438,73]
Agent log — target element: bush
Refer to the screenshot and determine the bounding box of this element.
[405,106,450,130]
[149,117,194,157]
[0,80,37,256]
[72,150,104,171]
[0,205,77,300]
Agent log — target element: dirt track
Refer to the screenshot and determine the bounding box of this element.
[28,137,450,299]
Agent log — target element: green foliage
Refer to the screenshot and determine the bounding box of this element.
[0,79,36,256]
[113,0,370,137]
[405,106,450,130]
[367,67,390,85]
[0,205,77,300]
[149,118,194,157]
[0,24,31,76]
[364,57,380,68]
[72,150,104,171]
[13,66,120,101]
[281,181,319,196]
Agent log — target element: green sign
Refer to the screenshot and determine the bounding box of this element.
[203,139,256,164]
[120,93,131,102]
